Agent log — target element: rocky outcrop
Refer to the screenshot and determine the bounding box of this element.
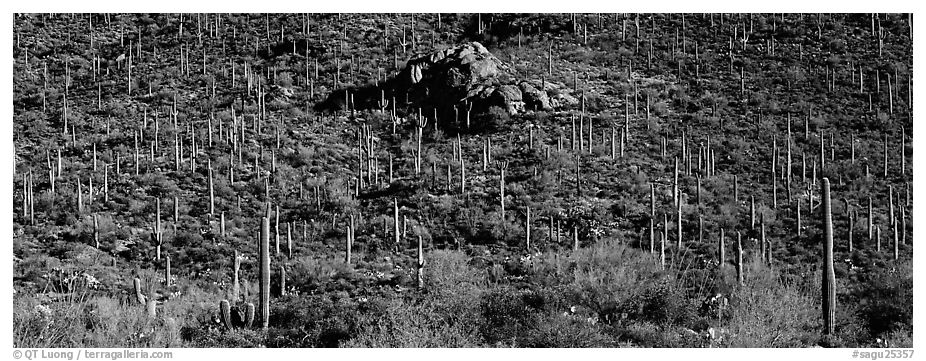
[316,41,579,118]
[519,80,579,111]
[396,42,575,115]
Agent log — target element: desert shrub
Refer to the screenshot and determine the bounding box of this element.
[612,321,708,347]
[617,279,693,326]
[344,296,481,347]
[421,250,486,322]
[520,311,613,347]
[14,293,186,348]
[582,93,608,113]
[479,288,545,345]
[879,326,913,348]
[475,106,510,132]
[850,261,913,341]
[276,72,294,88]
[264,292,382,347]
[341,250,489,346]
[721,260,818,347]
[285,256,358,293]
[652,100,670,117]
[185,327,265,347]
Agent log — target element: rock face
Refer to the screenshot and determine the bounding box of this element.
[397,42,574,115]
[519,80,579,111]
[266,84,294,103]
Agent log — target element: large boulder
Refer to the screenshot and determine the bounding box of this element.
[396,42,571,115]
[519,79,579,110]
[519,81,551,111]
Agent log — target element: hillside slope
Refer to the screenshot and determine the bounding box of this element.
[12,13,912,348]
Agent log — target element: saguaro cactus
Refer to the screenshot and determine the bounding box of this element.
[573,225,580,251]
[219,300,232,331]
[718,228,725,270]
[736,232,744,285]
[133,277,147,305]
[346,214,354,263]
[760,214,767,262]
[244,302,256,328]
[676,195,683,248]
[796,201,802,237]
[893,216,899,260]
[877,226,882,252]
[673,157,679,206]
[889,186,895,229]
[846,204,854,253]
[659,230,666,270]
[146,285,156,319]
[496,160,509,221]
[393,198,400,248]
[232,250,240,302]
[280,266,287,296]
[259,216,270,330]
[164,255,171,287]
[868,197,874,241]
[459,156,466,193]
[286,223,292,258]
[417,234,425,289]
[649,218,655,253]
[93,214,100,248]
[208,162,215,215]
[415,116,428,175]
[274,205,281,255]
[821,178,836,339]
[173,196,179,223]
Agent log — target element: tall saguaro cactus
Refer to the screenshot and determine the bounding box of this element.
[459,155,466,193]
[496,160,509,221]
[760,214,767,262]
[259,216,271,330]
[649,218,656,253]
[232,250,240,302]
[208,161,215,215]
[736,232,744,285]
[868,197,874,241]
[893,216,899,260]
[415,116,428,175]
[346,214,354,263]
[821,178,836,339]
[659,230,666,270]
[417,234,425,289]
[164,255,171,287]
[393,198,400,249]
[525,206,532,251]
[93,214,100,248]
[676,195,683,248]
[274,205,281,255]
[573,225,580,251]
[280,266,287,296]
[718,228,725,270]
